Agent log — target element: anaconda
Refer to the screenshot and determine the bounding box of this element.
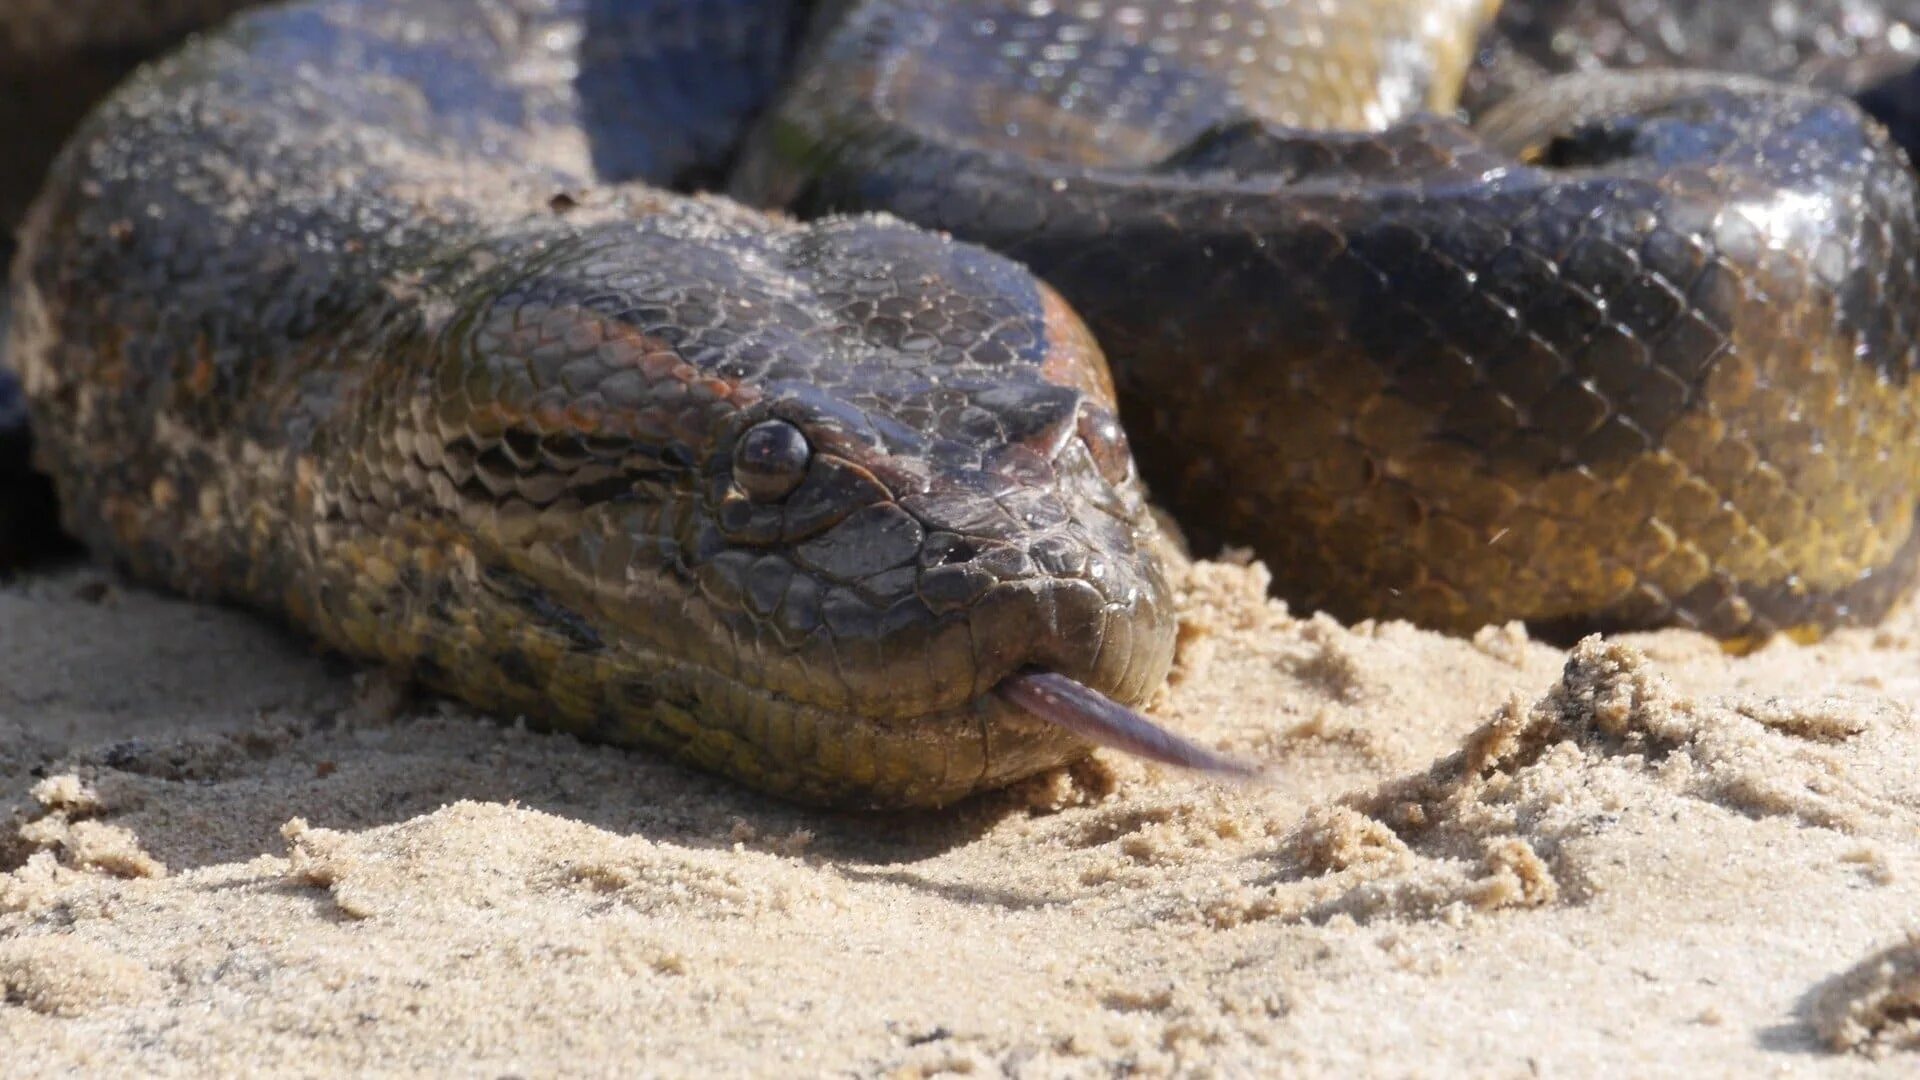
[5,0,1920,806]
[0,0,262,562]
[737,0,1920,641]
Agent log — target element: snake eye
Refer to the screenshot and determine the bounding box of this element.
[1077,407,1133,486]
[733,420,812,501]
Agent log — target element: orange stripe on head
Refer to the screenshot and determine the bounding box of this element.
[466,307,770,443]
[595,317,763,409]
[1037,282,1117,406]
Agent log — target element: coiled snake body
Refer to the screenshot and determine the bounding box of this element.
[6,0,1920,805]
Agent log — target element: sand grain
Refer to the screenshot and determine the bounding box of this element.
[4,556,1919,1074]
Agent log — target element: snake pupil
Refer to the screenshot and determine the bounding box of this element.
[733,419,812,501]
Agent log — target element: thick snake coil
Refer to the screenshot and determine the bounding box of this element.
[7,0,1920,806]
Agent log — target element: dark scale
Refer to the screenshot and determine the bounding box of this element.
[7,0,1920,804]
[2,0,1180,807]
[737,0,1920,641]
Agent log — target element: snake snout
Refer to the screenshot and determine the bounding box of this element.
[417,205,1186,799]
[957,536,1166,700]
[903,470,1181,786]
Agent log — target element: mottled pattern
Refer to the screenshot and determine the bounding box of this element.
[1466,0,1920,112]
[738,0,1920,640]
[0,0,263,248]
[7,0,1173,807]
[0,1,264,558]
[12,0,1920,805]
[1467,3,1920,219]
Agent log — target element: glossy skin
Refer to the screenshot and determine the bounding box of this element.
[0,0,262,561]
[8,0,1173,807]
[737,0,1920,639]
[1467,2,1920,187]
[12,0,1920,805]
[0,0,263,234]
[1465,0,1920,111]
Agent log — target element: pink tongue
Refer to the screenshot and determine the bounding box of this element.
[995,671,1264,779]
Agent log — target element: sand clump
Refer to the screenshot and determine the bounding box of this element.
[3,555,1920,1073]
[1814,935,1920,1058]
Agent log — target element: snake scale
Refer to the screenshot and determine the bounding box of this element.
[4,0,1920,806]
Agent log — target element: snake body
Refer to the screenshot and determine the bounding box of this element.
[11,0,1187,808]
[739,0,1920,640]
[7,0,1920,804]
[0,1,263,562]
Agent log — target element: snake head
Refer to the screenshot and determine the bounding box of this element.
[403,205,1205,805]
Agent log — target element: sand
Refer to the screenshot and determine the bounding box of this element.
[3,546,1920,1076]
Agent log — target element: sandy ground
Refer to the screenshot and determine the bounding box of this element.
[3,545,1920,1076]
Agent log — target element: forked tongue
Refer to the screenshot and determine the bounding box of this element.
[996,672,1265,780]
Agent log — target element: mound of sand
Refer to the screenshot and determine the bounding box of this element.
[5,551,1920,1073]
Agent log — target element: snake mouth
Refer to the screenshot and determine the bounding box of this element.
[994,670,1263,779]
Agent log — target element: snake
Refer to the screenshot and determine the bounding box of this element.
[0,0,264,562]
[4,0,1920,807]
